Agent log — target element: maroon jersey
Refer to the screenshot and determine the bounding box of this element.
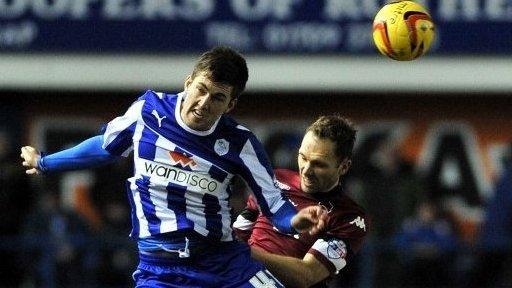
[241,168,368,275]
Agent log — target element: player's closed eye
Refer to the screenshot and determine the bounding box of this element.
[212,95,225,102]
[197,86,207,94]
[310,160,328,169]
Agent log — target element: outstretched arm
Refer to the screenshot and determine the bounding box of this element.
[251,247,330,288]
[20,135,118,174]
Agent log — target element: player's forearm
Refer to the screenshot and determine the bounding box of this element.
[251,248,320,288]
[39,135,118,172]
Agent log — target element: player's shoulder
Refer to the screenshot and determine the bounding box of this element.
[274,168,299,182]
[137,90,177,102]
[217,115,256,142]
[274,169,301,191]
[221,115,251,132]
[338,194,366,215]
[330,194,369,234]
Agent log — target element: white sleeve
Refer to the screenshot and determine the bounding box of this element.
[310,238,348,273]
[102,100,144,157]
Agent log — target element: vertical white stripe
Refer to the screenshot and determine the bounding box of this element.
[148,185,177,234]
[131,121,150,237]
[153,134,176,163]
[130,179,150,238]
[185,191,208,236]
[220,197,234,241]
[152,135,178,233]
[240,140,285,214]
[193,225,209,237]
[102,100,144,156]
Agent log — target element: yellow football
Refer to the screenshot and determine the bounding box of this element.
[373,1,435,61]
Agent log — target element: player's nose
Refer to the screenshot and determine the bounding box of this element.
[197,94,212,110]
[302,162,314,176]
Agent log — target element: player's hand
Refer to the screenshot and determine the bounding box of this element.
[20,146,41,175]
[291,205,328,235]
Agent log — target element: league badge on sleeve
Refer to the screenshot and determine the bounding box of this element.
[327,239,347,260]
[214,139,229,156]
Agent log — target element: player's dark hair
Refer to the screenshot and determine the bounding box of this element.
[191,46,249,99]
[306,115,357,161]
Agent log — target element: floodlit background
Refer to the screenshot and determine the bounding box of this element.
[0,1,511,287]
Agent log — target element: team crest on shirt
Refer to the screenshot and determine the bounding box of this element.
[327,239,347,259]
[214,139,229,156]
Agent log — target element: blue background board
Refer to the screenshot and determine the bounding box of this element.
[0,0,510,54]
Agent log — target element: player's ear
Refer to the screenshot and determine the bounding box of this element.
[225,97,237,113]
[184,75,192,90]
[338,158,351,176]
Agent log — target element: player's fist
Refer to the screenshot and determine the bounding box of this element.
[20,146,41,175]
[291,205,328,235]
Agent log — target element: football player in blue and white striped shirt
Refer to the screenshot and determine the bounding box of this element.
[21,47,327,288]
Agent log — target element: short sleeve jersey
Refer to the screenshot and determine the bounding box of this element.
[248,169,369,274]
[102,90,292,240]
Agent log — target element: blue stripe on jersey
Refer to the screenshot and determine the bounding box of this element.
[138,127,158,160]
[208,165,228,183]
[238,167,272,216]
[126,181,140,238]
[202,194,222,240]
[104,122,136,156]
[166,182,193,230]
[136,176,162,235]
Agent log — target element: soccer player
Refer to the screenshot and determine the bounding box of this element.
[20,46,327,288]
[233,115,369,288]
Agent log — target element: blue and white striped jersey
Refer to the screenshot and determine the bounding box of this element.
[102,90,293,241]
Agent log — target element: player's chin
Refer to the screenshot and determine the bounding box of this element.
[301,181,318,193]
[188,114,211,129]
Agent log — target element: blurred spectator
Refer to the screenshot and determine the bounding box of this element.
[21,192,92,287]
[92,160,137,287]
[0,130,35,286]
[95,201,137,287]
[394,201,458,288]
[348,138,427,287]
[469,144,512,287]
[361,139,426,239]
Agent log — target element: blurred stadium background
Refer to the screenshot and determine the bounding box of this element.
[1,1,511,287]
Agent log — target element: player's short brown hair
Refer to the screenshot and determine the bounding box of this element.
[191,46,249,99]
[306,115,357,161]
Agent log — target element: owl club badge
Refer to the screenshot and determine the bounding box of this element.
[214,139,229,156]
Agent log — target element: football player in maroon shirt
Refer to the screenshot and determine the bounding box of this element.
[234,115,369,288]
